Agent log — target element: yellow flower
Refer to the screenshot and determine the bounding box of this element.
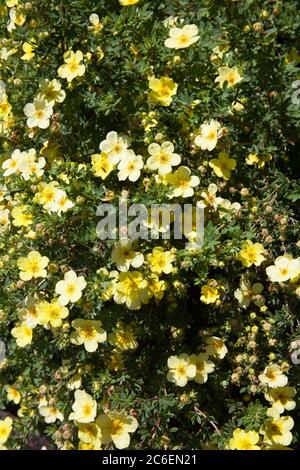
[24,98,53,129]
[237,240,265,267]
[38,79,66,106]
[189,353,215,384]
[229,428,260,450]
[209,151,236,180]
[0,98,12,118]
[21,40,36,61]
[147,274,167,300]
[58,50,86,83]
[117,150,144,182]
[55,270,87,306]
[246,153,272,169]
[215,66,243,88]
[259,364,288,389]
[231,100,245,112]
[70,319,107,352]
[91,153,114,179]
[165,25,199,50]
[0,417,13,445]
[97,412,138,449]
[194,120,222,151]
[147,246,175,275]
[166,166,200,198]
[39,405,64,423]
[266,255,300,283]
[7,7,26,32]
[36,300,69,328]
[261,408,294,446]
[11,322,33,347]
[119,0,139,5]
[234,277,264,309]
[6,386,21,404]
[108,322,138,352]
[197,183,223,209]
[113,271,149,310]
[264,387,296,414]
[200,280,222,304]
[11,205,32,227]
[99,131,131,165]
[77,422,102,449]
[6,0,19,6]
[17,251,49,281]
[147,141,181,175]
[210,44,229,63]
[111,239,144,272]
[34,181,73,215]
[34,181,59,207]
[149,76,178,106]
[167,354,196,387]
[205,336,228,359]
[69,390,97,423]
[89,14,103,34]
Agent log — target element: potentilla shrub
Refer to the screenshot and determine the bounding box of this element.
[0,0,299,451]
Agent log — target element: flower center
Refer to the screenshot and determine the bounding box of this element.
[177,366,186,376]
[82,326,96,340]
[66,284,76,295]
[179,34,189,45]
[82,404,92,418]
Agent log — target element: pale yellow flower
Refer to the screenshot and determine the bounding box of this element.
[11,323,33,347]
[97,412,138,449]
[166,166,199,198]
[194,120,221,152]
[205,337,228,359]
[17,251,49,281]
[189,353,215,384]
[209,151,236,180]
[112,239,144,272]
[266,255,300,283]
[215,66,243,88]
[6,386,21,404]
[70,319,107,352]
[77,422,102,448]
[259,364,288,388]
[58,50,85,82]
[264,387,296,414]
[167,354,196,387]
[39,405,64,423]
[55,270,87,306]
[260,408,294,446]
[165,25,199,50]
[147,141,181,175]
[69,390,97,423]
